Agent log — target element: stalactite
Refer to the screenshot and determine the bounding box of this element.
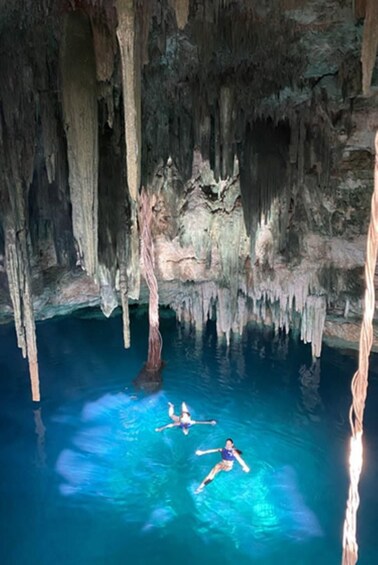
[90,15,115,83]
[33,32,59,186]
[138,1,153,66]
[39,93,58,185]
[344,298,350,319]
[219,85,234,179]
[200,113,211,163]
[193,94,211,162]
[289,111,299,166]
[118,237,131,348]
[5,226,40,401]
[361,0,378,95]
[186,289,201,329]
[116,0,141,202]
[214,105,221,182]
[0,45,40,401]
[169,100,194,182]
[169,0,190,30]
[201,281,217,324]
[115,183,132,347]
[238,119,290,266]
[214,181,247,315]
[216,287,232,344]
[127,207,141,299]
[0,0,365,379]
[91,15,117,126]
[61,12,99,278]
[29,165,59,270]
[167,257,326,355]
[236,293,249,335]
[298,116,306,185]
[118,260,130,348]
[301,295,326,358]
[162,163,329,354]
[4,230,25,355]
[116,0,141,300]
[309,99,332,191]
[98,263,118,317]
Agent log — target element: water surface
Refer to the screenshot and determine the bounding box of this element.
[0,309,377,565]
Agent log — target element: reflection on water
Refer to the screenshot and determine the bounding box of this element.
[298,360,323,421]
[0,312,377,564]
[33,407,46,468]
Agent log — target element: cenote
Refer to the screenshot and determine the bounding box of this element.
[0,308,377,565]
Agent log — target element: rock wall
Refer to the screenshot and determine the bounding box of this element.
[0,0,378,395]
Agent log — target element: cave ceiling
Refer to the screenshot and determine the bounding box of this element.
[0,0,378,398]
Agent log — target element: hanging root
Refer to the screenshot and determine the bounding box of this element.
[134,187,163,391]
[341,131,378,565]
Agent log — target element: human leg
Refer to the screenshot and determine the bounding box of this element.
[195,463,223,493]
[168,402,179,422]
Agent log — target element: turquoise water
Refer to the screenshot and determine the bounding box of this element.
[0,308,377,565]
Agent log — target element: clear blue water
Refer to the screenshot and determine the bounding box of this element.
[0,308,378,565]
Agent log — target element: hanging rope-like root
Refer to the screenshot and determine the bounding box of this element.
[138,187,163,373]
[342,131,378,565]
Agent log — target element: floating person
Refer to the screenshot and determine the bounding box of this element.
[195,438,250,493]
[155,402,217,435]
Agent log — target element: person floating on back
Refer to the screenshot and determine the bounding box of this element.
[195,438,250,493]
[155,402,217,436]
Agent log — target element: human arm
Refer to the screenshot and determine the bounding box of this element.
[195,448,221,456]
[155,422,179,432]
[234,451,250,472]
[192,420,217,426]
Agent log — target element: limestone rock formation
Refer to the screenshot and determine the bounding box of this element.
[0,0,378,395]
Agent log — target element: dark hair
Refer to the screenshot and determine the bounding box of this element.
[226,438,242,455]
[181,411,191,417]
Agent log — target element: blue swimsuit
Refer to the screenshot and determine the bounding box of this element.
[180,421,192,430]
[221,448,235,462]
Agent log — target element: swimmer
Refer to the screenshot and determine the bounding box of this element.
[195,438,250,493]
[155,402,217,436]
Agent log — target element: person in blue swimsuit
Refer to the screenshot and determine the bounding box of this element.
[155,402,217,436]
[195,438,250,493]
